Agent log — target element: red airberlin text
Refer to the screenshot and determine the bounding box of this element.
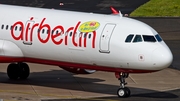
[11,17,96,48]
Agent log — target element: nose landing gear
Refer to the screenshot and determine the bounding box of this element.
[115,72,130,98]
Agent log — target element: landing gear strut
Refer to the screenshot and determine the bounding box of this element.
[7,62,30,79]
[115,72,130,98]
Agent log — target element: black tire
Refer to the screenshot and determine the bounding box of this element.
[124,87,131,97]
[7,63,19,79]
[117,88,126,97]
[117,87,131,98]
[19,63,30,79]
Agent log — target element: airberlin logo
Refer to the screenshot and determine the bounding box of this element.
[10,17,100,48]
[79,21,100,33]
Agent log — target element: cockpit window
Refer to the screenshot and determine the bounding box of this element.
[155,34,162,42]
[143,35,156,42]
[125,34,134,42]
[125,34,161,43]
[133,35,142,42]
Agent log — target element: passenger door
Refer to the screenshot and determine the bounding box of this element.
[99,23,116,53]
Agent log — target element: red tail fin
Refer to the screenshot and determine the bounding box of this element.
[110,6,119,14]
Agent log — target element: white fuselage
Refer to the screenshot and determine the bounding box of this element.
[0,4,173,73]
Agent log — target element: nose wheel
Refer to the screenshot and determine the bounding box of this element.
[116,72,130,98]
[117,87,130,97]
[7,62,30,79]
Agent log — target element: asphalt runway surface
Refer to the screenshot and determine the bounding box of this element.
[0,0,180,101]
[0,64,180,101]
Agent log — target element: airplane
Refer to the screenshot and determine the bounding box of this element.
[0,4,173,98]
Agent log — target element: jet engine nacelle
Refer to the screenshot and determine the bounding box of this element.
[60,66,96,74]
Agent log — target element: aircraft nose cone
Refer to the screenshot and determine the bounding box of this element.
[152,47,173,70]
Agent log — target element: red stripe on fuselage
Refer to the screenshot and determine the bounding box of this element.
[0,56,157,73]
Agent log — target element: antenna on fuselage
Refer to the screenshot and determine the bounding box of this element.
[110,6,123,18]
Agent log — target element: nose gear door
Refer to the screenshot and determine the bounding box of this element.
[99,23,116,53]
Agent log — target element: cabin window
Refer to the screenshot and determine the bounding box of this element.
[1,25,4,29]
[6,25,9,30]
[51,30,54,34]
[133,35,142,42]
[88,34,92,39]
[55,30,58,34]
[37,29,40,33]
[69,32,73,37]
[155,34,162,42]
[42,29,45,34]
[15,26,17,31]
[19,27,22,31]
[125,34,134,42]
[143,35,156,42]
[84,33,87,38]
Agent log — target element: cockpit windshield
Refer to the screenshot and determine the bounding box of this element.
[142,35,156,42]
[133,35,142,42]
[125,34,134,42]
[155,34,163,42]
[125,34,163,43]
